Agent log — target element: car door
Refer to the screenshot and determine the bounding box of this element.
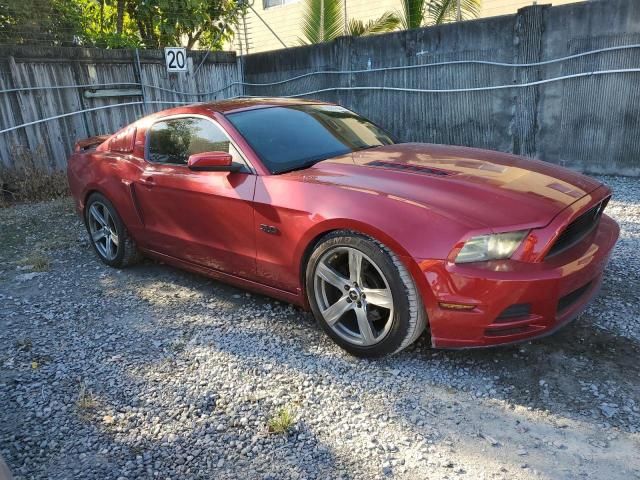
[134,115,257,279]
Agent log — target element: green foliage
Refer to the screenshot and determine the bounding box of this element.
[347,12,401,37]
[300,0,400,44]
[300,0,344,45]
[0,0,244,50]
[299,0,475,45]
[399,0,428,29]
[0,0,84,45]
[267,407,296,434]
[399,0,481,29]
[74,0,141,48]
[126,0,243,49]
[425,0,481,24]
[0,0,480,50]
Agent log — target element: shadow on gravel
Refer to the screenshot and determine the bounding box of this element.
[122,259,640,435]
[52,264,351,479]
[417,317,640,432]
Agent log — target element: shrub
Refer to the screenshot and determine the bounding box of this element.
[0,145,69,206]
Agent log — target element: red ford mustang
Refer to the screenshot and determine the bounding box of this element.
[67,98,619,357]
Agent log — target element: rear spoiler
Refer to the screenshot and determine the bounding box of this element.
[74,135,110,152]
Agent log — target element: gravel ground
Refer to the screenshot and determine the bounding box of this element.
[0,175,639,480]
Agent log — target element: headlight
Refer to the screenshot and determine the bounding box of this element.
[455,231,528,264]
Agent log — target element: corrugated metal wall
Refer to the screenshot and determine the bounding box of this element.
[242,0,640,175]
[0,47,241,171]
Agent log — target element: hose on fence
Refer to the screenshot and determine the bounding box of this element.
[0,43,639,135]
[1,43,639,97]
[0,101,190,135]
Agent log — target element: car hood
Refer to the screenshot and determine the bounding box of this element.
[296,143,603,230]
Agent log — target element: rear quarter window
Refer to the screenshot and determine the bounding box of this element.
[109,127,137,153]
[146,116,250,171]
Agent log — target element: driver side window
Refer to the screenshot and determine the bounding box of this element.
[147,117,247,170]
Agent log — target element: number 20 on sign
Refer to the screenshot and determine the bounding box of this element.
[165,47,188,72]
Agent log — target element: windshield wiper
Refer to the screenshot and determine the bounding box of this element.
[354,144,383,152]
[274,146,383,174]
[275,159,324,174]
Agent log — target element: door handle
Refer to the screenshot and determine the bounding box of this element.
[140,176,155,187]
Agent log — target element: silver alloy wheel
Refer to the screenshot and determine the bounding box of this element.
[88,201,119,261]
[314,246,394,346]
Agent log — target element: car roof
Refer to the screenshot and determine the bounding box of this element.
[205,97,334,114]
[149,97,335,119]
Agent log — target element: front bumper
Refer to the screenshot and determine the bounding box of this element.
[414,214,619,348]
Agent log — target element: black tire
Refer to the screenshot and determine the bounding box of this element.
[84,192,141,268]
[305,231,426,358]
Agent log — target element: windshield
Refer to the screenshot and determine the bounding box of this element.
[226,104,395,174]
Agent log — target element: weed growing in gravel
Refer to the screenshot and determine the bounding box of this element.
[15,337,32,352]
[267,406,296,434]
[20,252,50,272]
[76,382,96,411]
[171,339,187,353]
[50,197,74,215]
[30,354,51,368]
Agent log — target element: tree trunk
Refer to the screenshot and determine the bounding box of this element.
[186,30,203,50]
[135,18,156,47]
[99,0,104,33]
[116,0,125,34]
[145,19,157,47]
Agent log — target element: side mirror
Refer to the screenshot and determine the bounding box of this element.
[187,151,240,172]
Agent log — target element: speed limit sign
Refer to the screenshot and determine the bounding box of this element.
[164,47,188,72]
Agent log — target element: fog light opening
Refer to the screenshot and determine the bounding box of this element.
[439,302,476,311]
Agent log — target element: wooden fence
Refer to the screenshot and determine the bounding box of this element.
[0,47,241,171]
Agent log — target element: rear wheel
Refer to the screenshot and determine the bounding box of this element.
[306,232,426,357]
[85,192,140,268]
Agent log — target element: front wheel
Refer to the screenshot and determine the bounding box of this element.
[306,232,426,357]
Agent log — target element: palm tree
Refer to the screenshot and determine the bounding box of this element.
[299,0,400,44]
[399,0,481,29]
[299,0,480,45]
[300,0,344,44]
[347,12,401,37]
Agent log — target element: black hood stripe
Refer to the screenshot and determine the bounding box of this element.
[366,160,453,176]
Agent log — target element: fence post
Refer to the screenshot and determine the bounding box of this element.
[236,53,245,98]
[333,35,353,108]
[70,57,91,148]
[511,4,548,158]
[134,49,148,114]
[0,55,25,169]
[6,55,39,165]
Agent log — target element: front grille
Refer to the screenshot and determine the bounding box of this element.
[546,198,609,258]
[557,281,592,314]
[485,326,531,337]
[494,303,532,322]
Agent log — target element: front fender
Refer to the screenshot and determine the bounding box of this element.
[255,175,468,300]
[291,217,440,311]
